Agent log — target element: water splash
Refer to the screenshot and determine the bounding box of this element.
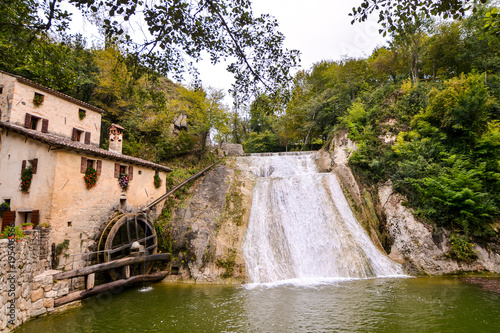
[242,152,404,285]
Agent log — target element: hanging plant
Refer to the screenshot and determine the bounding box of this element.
[84,166,98,189]
[118,173,129,191]
[33,94,44,107]
[20,166,33,193]
[153,173,162,189]
[0,202,10,218]
[79,109,86,120]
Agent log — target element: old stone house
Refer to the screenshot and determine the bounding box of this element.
[0,70,171,269]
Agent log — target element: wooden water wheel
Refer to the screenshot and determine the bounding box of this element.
[97,213,157,280]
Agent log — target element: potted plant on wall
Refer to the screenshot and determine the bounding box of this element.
[83,166,98,189]
[118,173,130,191]
[153,173,162,189]
[20,166,33,193]
[33,94,44,107]
[22,223,34,230]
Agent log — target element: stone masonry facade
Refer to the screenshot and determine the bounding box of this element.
[0,229,69,332]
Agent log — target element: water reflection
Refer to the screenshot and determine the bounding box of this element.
[16,278,500,333]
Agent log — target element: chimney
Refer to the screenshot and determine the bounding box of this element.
[108,124,124,154]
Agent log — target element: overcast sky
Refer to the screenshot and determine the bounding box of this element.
[67,0,388,103]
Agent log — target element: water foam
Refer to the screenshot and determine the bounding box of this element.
[241,152,404,285]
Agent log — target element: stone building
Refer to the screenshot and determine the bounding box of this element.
[0,70,171,269]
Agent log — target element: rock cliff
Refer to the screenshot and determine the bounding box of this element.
[320,131,500,276]
[162,158,255,283]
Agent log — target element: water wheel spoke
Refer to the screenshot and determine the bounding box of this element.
[97,213,157,280]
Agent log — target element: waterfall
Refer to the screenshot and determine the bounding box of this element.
[242,152,404,284]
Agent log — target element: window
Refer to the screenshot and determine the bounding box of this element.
[72,128,91,144]
[24,114,48,133]
[30,116,40,130]
[0,86,3,94]
[72,128,83,141]
[120,198,127,211]
[114,163,133,180]
[21,158,38,174]
[33,92,44,107]
[80,157,101,174]
[78,108,86,120]
[17,210,39,227]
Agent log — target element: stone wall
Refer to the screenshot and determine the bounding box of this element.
[220,143,244,156]
[0,229,69,332]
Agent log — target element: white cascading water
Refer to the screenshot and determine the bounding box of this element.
[242,152,404,285]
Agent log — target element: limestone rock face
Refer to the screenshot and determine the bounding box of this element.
[165,158,255,283]
[379,182,500,275]
[321,130,500,276]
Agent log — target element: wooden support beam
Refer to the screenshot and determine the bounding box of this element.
[86,273,95,289]
[123,265,130,279]
[53,253,170,280]
[54,272,168,307]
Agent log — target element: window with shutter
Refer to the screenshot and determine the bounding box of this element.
[21,160,26,172]
[41,119,49,133]
[114,163,120,178]
[31,210,39,227]
[96,160,102,176]
[2,211,16,230]
[81,157,88,173]
[31,158,38,174]
[84,132,91,144]
[72,128,84,141]
[24,113,32,129]
[129,166,134,180]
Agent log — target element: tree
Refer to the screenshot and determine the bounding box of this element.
[1,0,299,103]
[351,0,488,35]
[70,0,300,103]
[179,86,230,156]
[389,18,430,83]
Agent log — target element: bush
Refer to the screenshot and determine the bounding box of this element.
[243,130,280,153]
[448,233,478,262]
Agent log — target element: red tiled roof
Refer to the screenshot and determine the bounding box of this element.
[0,121,172,172]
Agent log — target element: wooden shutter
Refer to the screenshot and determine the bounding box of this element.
[81,157,87,173]
[84,132,91,144]
[72,128,78,141]
[114,163,120,178]
[128,166,134,180]
[41,119,49,133]
[24,113,32,129]
[21,160,26,172]
[2,211,16,230]
[32,158,38,174]
[31,210,39,227]
[96,160,102,176]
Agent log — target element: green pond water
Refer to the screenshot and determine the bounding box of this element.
[16,278,500,333]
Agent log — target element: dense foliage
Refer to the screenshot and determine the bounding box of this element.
[0,0,299,102]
